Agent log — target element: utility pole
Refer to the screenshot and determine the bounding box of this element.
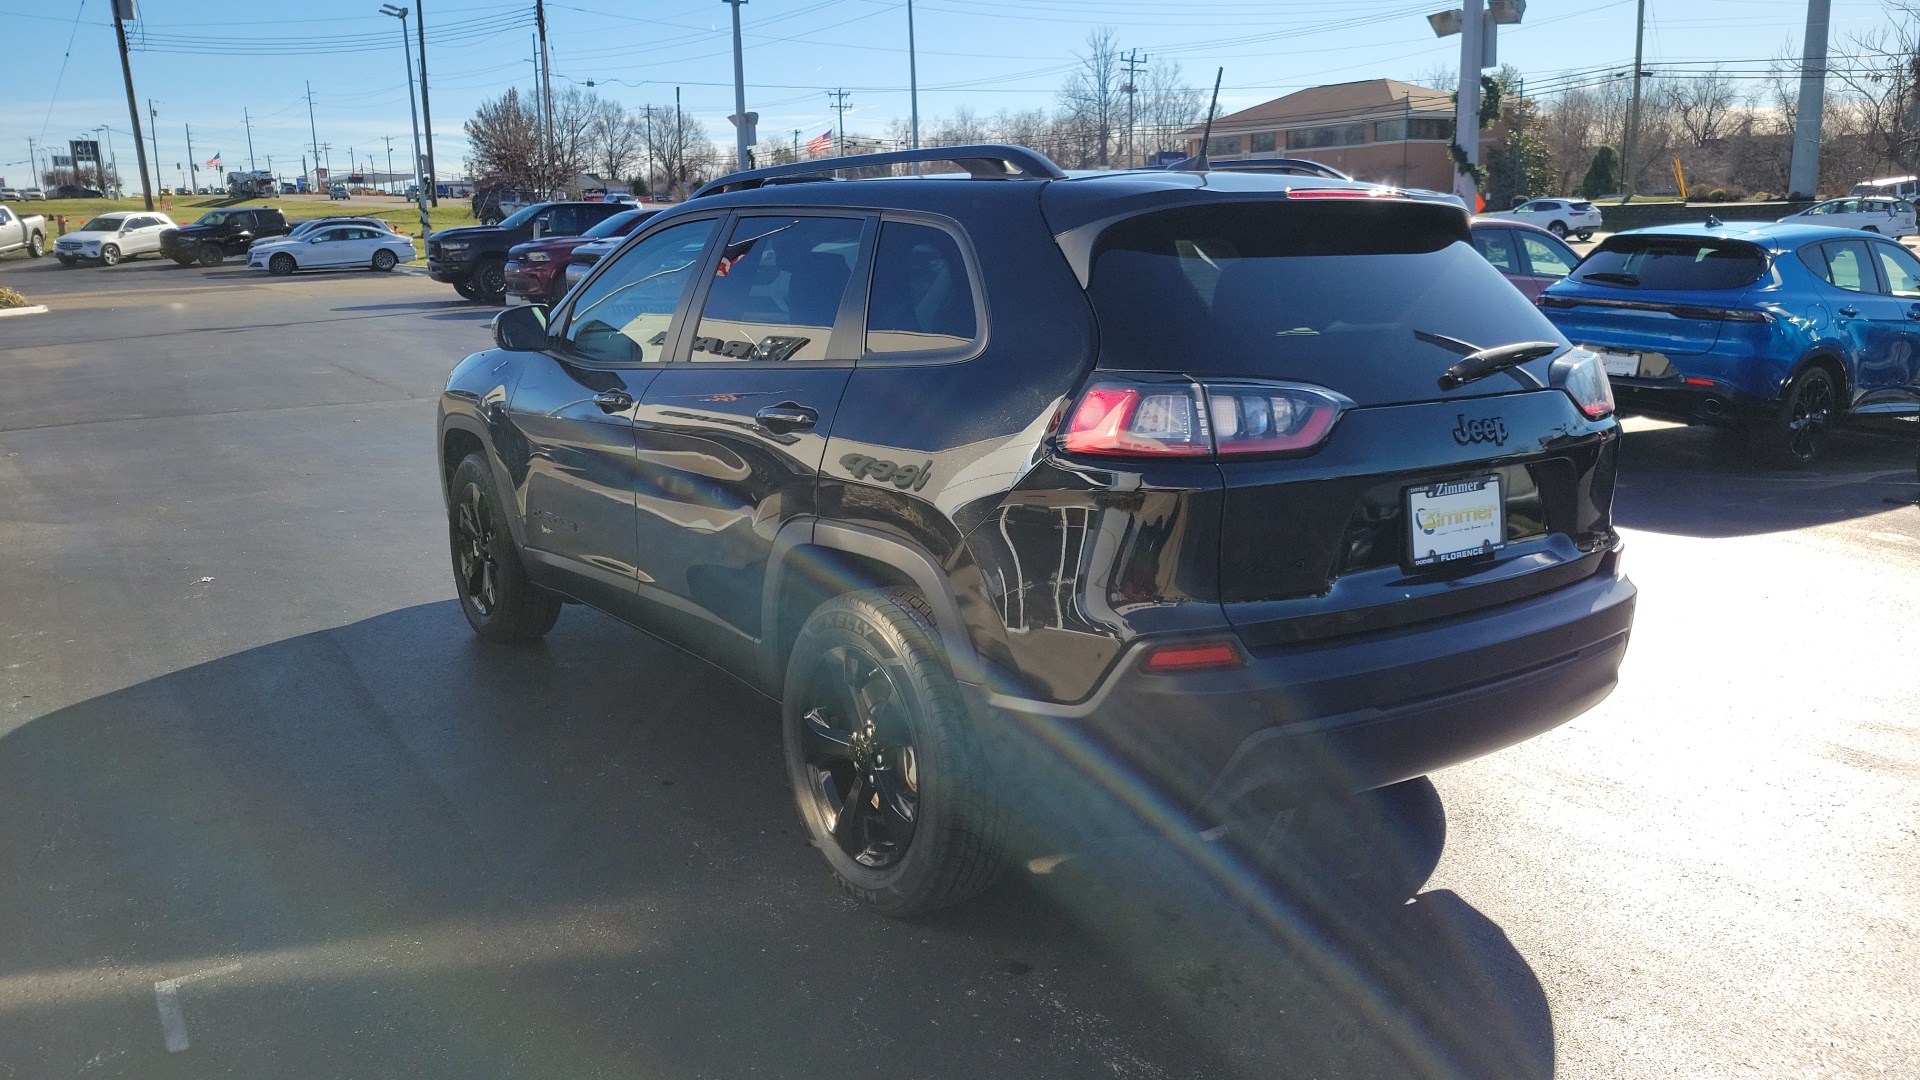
[380,4,432,241]
[829,88,852,155]
[415,0,438,205]
[183,123,197,191]
[111,0,154,209]
[93,125,118,198]
[1621,0,1647,202]
[1454,0,1483,206]
[244,108,256,172]
[148,100,161,196]
[725,0,751,170]
[642,104,654,197]
[384,135,395,194]
[1121,49,1146,168]
[25,137,37,188]
[535,0,555,194]
[306,81,322,192]
[1787,0,1832,200]
[675,87,684,196]
[907,0,919,153]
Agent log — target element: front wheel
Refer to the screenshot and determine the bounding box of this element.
[371,248,398,272]
[447,453,563,643]
[472,258,508,303]
[1750,365,1837,468]
[1548,220,1569,238]
[197,247,223,267]
[268,253,296,276]
[784,588,1003,917]
[100,244,120,267]
[453,280,480,301]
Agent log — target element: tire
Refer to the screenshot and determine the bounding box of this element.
[784,588,1003,917]
[371,248,398,272]
[1548,220,1569,238]
[197,247,223,267]
[268,253,296,276]
[1576,229,1595,241]
[1749,365,1837,468]
[447,453,563,643]
[453,280,480,300]
[100,244,120,267]
[27,233,44,258]
[472,257,508,303]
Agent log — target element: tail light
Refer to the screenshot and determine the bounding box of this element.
[1141,640,1243,673]
[1060,378,1353,459]
[1550,347,1616,420]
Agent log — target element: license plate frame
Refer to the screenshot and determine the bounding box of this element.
[1593,347,1640,378]
[1405,474,1506,568]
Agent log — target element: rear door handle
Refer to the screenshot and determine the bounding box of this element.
[592,389,633,412]
[755,402,818,434]
[1838,305,1860,318]
[1908,305,1920,321]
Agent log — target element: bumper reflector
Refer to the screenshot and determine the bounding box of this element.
[1141,641,1243,673]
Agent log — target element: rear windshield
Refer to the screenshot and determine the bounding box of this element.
[1569,235,1767,291]
[1085,201,1563,394]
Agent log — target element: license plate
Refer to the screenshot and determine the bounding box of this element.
[1407,475,1505,567]
[1593,348,1640,378]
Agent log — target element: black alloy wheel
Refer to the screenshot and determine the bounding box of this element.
[371,248,398,272]
[453,281,480,300]
[1577,229,1595,241]
[446,453,562,642]
[100,244,120,266]
[783,588,1002,916]
[197,246,223,267]
[1753,365,1837,467]
[268,253,296,276]
[473,258,508,303]
[1548,220,1569,238]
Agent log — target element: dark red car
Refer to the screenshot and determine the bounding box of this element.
[1471,216,1583,300]
[503,208,656,304]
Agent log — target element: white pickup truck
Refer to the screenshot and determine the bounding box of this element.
[0,204,48,259]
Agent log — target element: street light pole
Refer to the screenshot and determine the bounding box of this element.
[110,0,154,209]
[414,0,438,206]
[1787,0,1832,200]
[726,0,751,170]
[380,5,433,242]
[907,0,919,153]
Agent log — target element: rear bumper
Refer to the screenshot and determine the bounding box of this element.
[977,556,1635,825]
[1612,379,1771,426]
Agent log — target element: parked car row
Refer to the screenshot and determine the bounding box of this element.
[24,205,417,275]
[427,200,632,302]
[0,187,47,201]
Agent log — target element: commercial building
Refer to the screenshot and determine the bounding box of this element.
[1180,78,1494,192]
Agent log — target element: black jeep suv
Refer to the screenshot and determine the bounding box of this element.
[427,200,628,303]
[436,146,1636,915]
[160,206,291,266]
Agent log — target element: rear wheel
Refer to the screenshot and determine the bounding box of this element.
[784,588,1003,917]
[447,453,563,643]
[27,233,44,258]
[1548,220,1569,238]
[1751,365,1837,468]
[1576,228,1595,241]
[268,253,296,276]
[473,258,508,303]
[371,248,398,272]
[100,244,120,267]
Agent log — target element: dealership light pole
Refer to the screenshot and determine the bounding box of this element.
[111,0,154,209]
[380,5,433,240]
[1787,0,1832,200]
[725,0,752,170]
[1428,0,1525,208]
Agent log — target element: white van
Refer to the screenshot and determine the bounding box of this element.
[1851,175,1919,200]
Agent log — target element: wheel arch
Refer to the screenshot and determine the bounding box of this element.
[1793,346,1852,408]
[440,412,530,548]
[763,519,985,696]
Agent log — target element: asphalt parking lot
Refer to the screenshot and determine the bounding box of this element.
[1,255,1917,1079]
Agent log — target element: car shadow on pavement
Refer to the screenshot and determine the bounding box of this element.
[1613,421,1920,537]
[0,601,1550,1079]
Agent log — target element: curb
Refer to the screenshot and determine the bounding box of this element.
[0,304,49,318]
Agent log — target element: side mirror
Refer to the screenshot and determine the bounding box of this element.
[493,304,551,352]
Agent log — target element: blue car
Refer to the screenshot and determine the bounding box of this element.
[1539,221,1920,465]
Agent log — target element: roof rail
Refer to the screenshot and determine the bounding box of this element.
[692,143,1066,199]
[1154,157,1350,181]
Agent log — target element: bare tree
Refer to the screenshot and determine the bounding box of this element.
[931,106,990,147]
[1138,58,1202,161]
[589,99,645,189]
[1831,6,1920,181]
[1661,72,1740,147]
[643,102,717,199]
[465,87,544,191]
[1057,27,1124,167]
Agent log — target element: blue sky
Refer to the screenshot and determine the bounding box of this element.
[0,0,1902,189]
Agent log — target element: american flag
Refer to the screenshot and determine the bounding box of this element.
[806,130,832,156]
[205,153,222,170]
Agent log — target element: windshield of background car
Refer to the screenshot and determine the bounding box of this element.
[583,209,651,239]
[195,211,230,226]
[496,204,545,230]
[1568,236,1767,290]
[1084,201,1564,404]
[80,215,128,232]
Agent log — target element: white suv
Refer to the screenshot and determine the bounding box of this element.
[1780,197,1918,238]
[1484,198,1604,241]
[54,211,178,267]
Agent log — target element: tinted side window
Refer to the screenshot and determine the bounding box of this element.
[227,212,256,231]
[548,206,588,235]
[1873,243,1920,297]
[1519,233,1577,278]
[692,215,862,362]
[1808,240,1873,292]
[866,221,978,355]
[561,218,717,364]
[1472,228,1518,272]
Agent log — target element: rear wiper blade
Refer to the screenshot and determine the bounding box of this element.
[1415,330,1559,391]
[1582,271,1641,287]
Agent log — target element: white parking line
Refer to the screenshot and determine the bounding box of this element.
[152,963,240,1052]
